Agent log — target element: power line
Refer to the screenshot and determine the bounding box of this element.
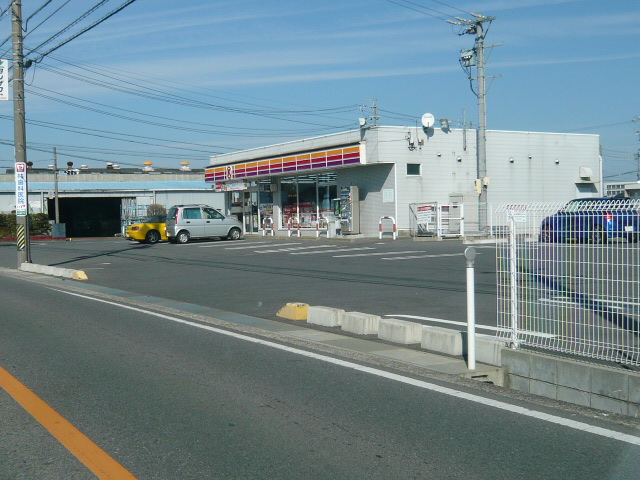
[25,0,139,67]
[26,85,353,137]
[384,0,452,22]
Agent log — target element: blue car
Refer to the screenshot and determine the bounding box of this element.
[540,197,640,244]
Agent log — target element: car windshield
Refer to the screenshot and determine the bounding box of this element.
[143,215,166,223]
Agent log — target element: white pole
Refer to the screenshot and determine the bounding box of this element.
[465,247,477,370]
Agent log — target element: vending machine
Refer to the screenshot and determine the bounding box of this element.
[339,186,360,234]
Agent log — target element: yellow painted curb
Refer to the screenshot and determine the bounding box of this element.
[276,302,309,321]
[72,270,89,281]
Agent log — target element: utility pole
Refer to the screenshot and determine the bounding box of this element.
[12,0,31,265]
[53,147,60,224]
[634,117,640,181]
[448,13,496,233]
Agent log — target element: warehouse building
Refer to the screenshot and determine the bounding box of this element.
[0,163,220,237]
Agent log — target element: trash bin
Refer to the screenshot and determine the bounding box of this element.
[327,221,338,238]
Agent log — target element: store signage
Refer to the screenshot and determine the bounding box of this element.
[15,162,27,216]
[205,145,362,183]
[0,59,8,101]
[213,182,248,192]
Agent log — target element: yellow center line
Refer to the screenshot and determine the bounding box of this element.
[0,365,138,480]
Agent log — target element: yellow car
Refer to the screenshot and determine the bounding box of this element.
[126,214,167,244]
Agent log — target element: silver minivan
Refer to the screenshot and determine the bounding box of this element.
[166,204,243,243]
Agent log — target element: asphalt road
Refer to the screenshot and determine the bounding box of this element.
[0,236,499,332]
[1,272,639,479]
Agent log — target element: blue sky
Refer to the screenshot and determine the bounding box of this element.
[0,0,638,181]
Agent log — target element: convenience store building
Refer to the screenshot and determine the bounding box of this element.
[206,126,601,237]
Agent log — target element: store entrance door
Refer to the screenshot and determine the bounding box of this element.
[243,189,259,234]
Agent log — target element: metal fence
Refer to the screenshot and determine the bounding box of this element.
[495,199,640,366]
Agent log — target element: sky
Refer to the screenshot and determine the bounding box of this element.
[0,0,638,182]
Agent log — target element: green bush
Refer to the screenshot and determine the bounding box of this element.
[0,213,51,237]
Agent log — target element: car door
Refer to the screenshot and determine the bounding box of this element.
[181,207,205,238]
[202,207,227,237]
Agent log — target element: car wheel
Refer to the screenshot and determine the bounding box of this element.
[145,230,161,244]
[227,228,241,240]
[176,231,190,244]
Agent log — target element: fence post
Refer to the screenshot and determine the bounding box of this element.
[508,212,520,348]
[465,247,476,370]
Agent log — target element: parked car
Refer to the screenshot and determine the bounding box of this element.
[166,204,243,243]
[540,197,640,244]
[125,214,167,244]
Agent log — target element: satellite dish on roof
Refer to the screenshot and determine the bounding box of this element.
[421,113,435,128]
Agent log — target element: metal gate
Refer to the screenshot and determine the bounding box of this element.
[120,198,150,236]
[409,203,464,238]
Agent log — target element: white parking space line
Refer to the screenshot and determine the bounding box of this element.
[197,242,295,249]
[224,242,300,250]
[51,289,640,447]
[381,253,466,261]
[255,245,334,253]
[332,250,425,258]
[291,247,377,255]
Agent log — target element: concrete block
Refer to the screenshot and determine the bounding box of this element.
[628,403,640,418]
[591,368,628,401]
[307,306,344,327]
[473,334,505,366]
[590,394,627,416]
[378,318,422,344]
[557,360,591,392]
[19,262,87,281]
[341,312,380,335]
[421,326,462,355]
[627,373,640,404]
[501,348,530,377]
[529,379,557,400]
[507,374,530,393]
[529,354,558,384]
[276,302,309,321]
[557,386,591,407]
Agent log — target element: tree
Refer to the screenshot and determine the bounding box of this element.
[147,204,167,216]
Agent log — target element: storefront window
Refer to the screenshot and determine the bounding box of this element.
[280,174,337,228]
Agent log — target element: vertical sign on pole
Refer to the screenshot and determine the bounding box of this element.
[0,59,8,101]
[15,162,27,216]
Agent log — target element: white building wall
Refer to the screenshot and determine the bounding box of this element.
[363,127,600,233]
[337,164,395,236]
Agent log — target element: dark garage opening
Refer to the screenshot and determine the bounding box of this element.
[47,197,121,237]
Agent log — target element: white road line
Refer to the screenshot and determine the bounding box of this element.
[53,289,639,446]
[255,245,336,253]
[387,314,556,338]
